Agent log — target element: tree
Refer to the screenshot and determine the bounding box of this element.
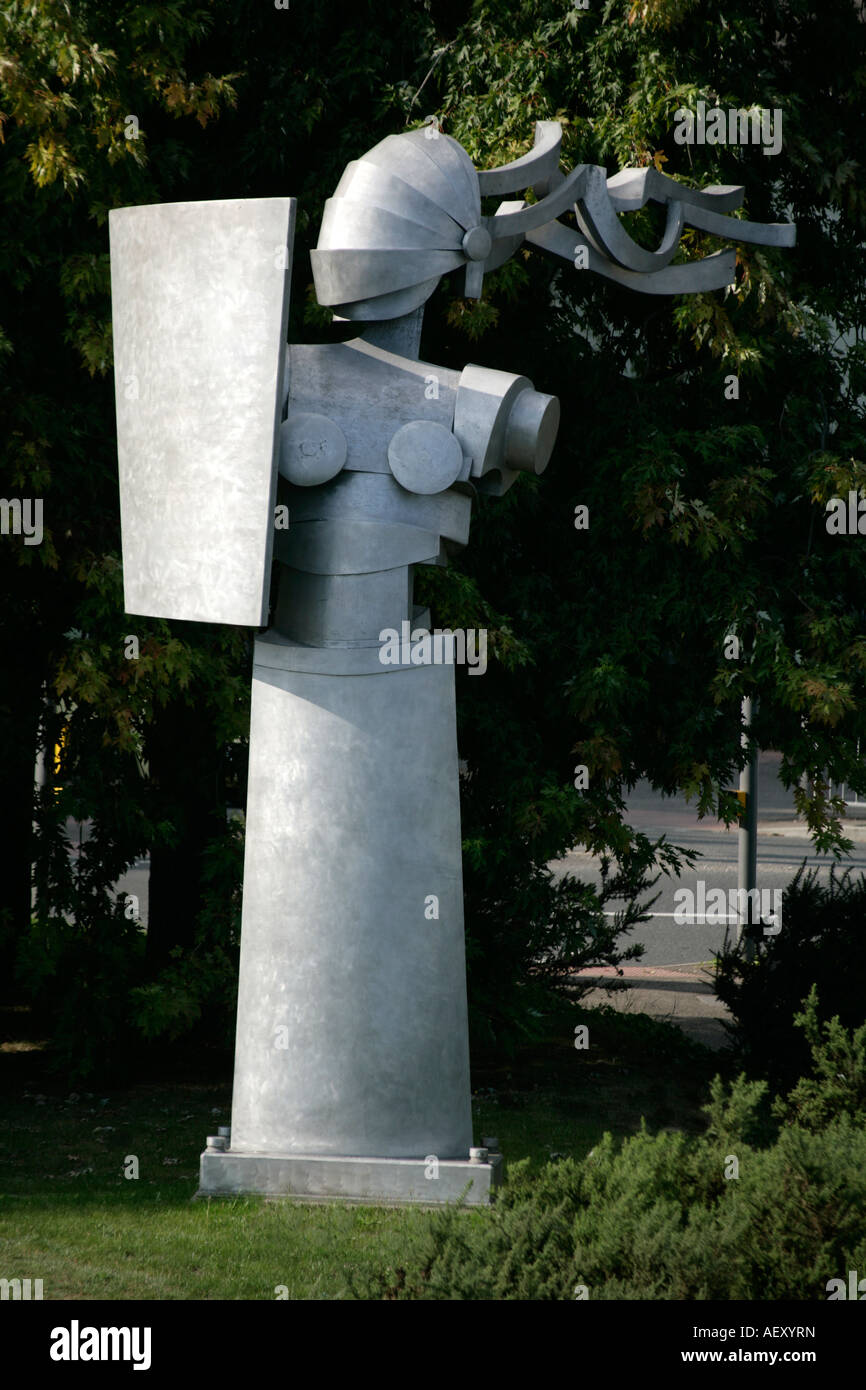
[3,0,865,1068]
[408,0,866,1037]
[0,0,481,1070]
[0,3,228,963]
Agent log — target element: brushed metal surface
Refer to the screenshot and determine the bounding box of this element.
[229,640,473,1159]
[110,196,294,625]
[274,566,413,645]
[278,412,347,487]
[333,159,466,238]
[274,518,439,574]
[605,166,745,213]
[526,219,738,294]
[198,1151,501,1203]
[453,363,531,483]
[477,119,562,195]
[285,341,459,477]
[282,470,473,547]
[574,166,686,273]
[387,420,465,494]
[311,120,795,318]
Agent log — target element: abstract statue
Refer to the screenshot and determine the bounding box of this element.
[108,121,794,1204]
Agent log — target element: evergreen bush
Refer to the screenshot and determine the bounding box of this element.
[357,1005,866,1301]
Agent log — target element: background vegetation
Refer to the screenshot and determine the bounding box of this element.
[1,0,865,1076]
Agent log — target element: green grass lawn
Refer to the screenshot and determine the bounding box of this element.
[0,1004,722,1300]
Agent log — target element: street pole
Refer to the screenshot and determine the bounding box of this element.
[737,695,759,961]
[31,687,47,918]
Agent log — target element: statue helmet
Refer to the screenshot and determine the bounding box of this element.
[310,127,492,322]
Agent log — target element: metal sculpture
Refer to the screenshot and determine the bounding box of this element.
[108,120,794,1205]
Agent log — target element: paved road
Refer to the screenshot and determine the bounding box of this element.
[554,753,866,967]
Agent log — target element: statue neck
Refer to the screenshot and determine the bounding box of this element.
[359,305,425,362]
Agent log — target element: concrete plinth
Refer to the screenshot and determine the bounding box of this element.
[198,629,483,1203]
[198,1150,502,1206]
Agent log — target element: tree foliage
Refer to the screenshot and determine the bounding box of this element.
[715,865,866,1088]
[2,0,866,1066]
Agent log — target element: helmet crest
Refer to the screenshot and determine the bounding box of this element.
[312,120,796,321]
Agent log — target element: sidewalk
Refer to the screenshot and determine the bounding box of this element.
[625,808,866,842]
[755,811,866,840]
[575,963,732,1051]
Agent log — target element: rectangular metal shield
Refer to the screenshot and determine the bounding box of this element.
[109,197,295,626]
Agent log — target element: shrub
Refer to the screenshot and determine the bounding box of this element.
[15,821,242,1081]
[16,896,146,1084]
[128,820,242,1052]
[712,863,866,1089]
[773,986,866,1132]
[357,1009,866,1301]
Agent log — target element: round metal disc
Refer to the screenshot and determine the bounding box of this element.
[279,412,348,487]
[387,419,464,495]
[505,389,560,474]
[462,225,492,261]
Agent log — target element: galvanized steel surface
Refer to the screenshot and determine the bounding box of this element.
[312,119,796,318]
[110,197,294,626]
